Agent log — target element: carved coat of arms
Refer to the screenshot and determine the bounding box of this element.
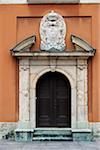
[40,11,66,51]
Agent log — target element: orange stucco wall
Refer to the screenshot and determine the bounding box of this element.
[0,4,100,122]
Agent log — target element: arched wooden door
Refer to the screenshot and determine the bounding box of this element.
[36,72,71,127]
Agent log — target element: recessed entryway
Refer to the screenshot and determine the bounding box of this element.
[36,71,71,128]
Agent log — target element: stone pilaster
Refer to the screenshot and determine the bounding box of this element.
[18,59,31,129]
[76,59,88,129]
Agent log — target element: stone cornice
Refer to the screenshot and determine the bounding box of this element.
[11,51,95,60]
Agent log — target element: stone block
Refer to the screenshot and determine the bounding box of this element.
[72,129,93,141]
[15,129,34,142]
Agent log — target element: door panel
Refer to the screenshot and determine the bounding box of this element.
[36,72,71,127]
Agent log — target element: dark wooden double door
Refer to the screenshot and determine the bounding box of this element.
[36,72,71,127]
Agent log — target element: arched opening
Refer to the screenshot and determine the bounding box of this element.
[36,71,71,128]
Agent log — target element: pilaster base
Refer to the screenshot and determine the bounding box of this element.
[72,129,93,141]
[15,128,34,142]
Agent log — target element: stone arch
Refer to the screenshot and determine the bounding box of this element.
[33,68,75,90]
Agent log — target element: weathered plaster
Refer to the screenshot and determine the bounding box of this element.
[0,123,17,139]
[89,123,100,139]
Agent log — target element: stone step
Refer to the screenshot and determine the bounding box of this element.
[33,128,72,141]
[14,128,93,141]
[34,129,72,136]
[34,128,71,131]
[33,134,72,137]
[33,136,73,141]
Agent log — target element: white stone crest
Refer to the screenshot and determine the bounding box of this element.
[40,11,66,51]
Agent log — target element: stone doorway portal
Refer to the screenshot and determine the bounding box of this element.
[10,14,96,140]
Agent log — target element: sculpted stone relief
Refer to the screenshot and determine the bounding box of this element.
[40,11,66,51]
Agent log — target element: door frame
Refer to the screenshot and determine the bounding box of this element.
[31,68,77,129]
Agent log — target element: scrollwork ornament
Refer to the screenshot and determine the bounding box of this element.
[40,11,67,51]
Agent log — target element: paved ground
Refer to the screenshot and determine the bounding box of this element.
[0,140,100,150]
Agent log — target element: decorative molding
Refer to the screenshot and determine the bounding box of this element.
[11,36,36,52]
[71,35,96,53]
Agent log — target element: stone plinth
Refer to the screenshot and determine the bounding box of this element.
[15,129,34,142]
[72,129,93,141]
